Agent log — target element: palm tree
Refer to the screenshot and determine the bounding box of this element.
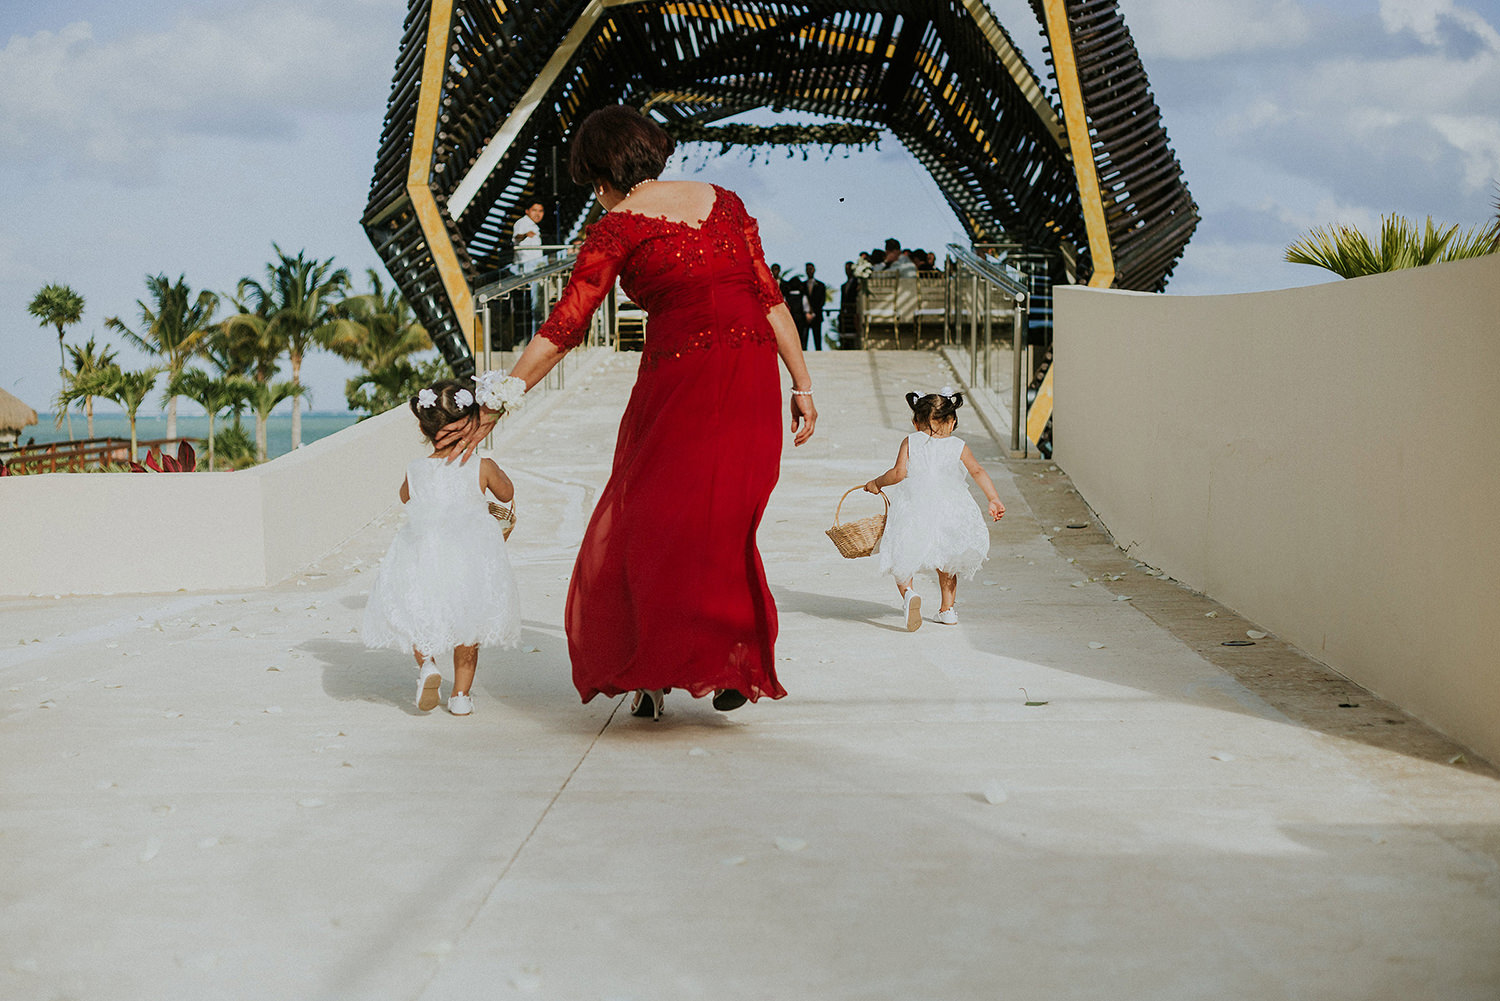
[345,357,448,417]
[27,283,86,441]
[326,269,432,373]
[1286,214,1498,278]
[105,274,220,440]
[1488,183,1500,247]
[245,379,307,462]
[236,246,349,450]
[93,365,163,460]
[205,295,286,458]
[61,336,117,438]
[167,369,251,471]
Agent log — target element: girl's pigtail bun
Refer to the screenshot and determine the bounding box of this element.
[949,393,964,410]
[905,391,922,412]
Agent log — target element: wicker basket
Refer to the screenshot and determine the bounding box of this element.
[488,500,516,540]
[825,487,888,559]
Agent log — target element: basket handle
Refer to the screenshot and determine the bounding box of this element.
[833,486,889,526]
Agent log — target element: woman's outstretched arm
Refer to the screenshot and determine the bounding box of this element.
[768,302,817,446]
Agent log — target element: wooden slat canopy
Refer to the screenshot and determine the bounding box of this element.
[364,0,1197,376]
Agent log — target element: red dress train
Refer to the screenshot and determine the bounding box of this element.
[535,185,789,704]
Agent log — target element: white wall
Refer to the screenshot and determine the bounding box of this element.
[1054,255,1500,765]
[0,348,607,597]
[0,405,426,595]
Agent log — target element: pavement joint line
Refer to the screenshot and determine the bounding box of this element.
[414,693,626,995]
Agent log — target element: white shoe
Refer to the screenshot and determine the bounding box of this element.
[448,692,473,716]
[904,590,922,632]
[416,660,442,712]
[935,608,959,625]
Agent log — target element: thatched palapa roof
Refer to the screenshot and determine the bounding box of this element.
[0,386,39,432]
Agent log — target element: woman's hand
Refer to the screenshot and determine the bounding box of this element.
[789,392,817,446]
[988,499,1006,521]
[434,408,499,462]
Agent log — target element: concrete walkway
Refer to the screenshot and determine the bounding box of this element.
[3,351,1497,1001]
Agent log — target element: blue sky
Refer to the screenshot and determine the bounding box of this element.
[3,0,1497,414]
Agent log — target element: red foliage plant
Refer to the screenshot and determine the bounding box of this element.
[131,441,197,473]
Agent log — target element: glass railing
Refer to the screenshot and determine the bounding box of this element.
[944,244,1031,455]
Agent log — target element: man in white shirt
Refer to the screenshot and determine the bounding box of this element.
[512,203,545,272]
[874,237,918,278]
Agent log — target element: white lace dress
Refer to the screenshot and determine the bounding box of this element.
[361,456,521,657]
[876,432,991,581]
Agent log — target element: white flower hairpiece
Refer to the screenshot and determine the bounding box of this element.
[416,388,438,409]
[473,371,528,417]
[937,385,956,399]
[454,388,474,410]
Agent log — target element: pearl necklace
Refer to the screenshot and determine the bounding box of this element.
[627,178,656,197]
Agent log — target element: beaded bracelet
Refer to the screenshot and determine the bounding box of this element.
[790,388,814,396]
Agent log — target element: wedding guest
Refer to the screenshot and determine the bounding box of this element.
[803,262,827,351]
[512,203,545,271]
[838,260,861,348]
[779,267,811,349]
[445,105,816,719]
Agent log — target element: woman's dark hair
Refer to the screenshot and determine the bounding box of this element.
[410,379,477,443]
[569,105,675,193]
[905,390,964,430]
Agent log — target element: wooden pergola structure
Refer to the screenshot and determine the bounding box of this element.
[364,0,1198,378]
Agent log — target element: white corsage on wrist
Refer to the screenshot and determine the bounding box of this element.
[473,371,528,417]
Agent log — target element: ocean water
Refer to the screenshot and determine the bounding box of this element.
[26,412,359,460]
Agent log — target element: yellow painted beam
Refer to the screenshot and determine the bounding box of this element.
[407,0,477,356]
[1030,1,1117,450]
[1040,0,1113,290]
[1024,364,1054,445]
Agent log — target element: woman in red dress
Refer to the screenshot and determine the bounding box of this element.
[454,106,817,719]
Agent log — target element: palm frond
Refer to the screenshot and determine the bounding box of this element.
[1287,213,1498,278]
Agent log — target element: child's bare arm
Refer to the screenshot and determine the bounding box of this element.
[399,476,410,504]
[864,438,910,493]
[480,458,514,504]
[960,445,1005,521]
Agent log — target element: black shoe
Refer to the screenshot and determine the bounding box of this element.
[712,689,748,712]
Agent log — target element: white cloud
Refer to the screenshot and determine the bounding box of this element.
[0,3,398,180]
[1430,114,1500,191]
[1126,0,1313,60]
[1379,0,1500,48]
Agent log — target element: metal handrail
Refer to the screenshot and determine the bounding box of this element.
[474,252,580,304]
[946,244,1030,298]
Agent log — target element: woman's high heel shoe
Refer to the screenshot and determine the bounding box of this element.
[630,688,664,721]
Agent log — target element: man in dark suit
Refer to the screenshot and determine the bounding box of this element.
[775,264,810,349]
[803,262,827,351]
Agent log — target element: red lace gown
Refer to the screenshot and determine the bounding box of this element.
[535,185,789,704]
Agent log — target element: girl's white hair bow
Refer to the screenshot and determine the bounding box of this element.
[454,389,474,410]
[416,388,438,409]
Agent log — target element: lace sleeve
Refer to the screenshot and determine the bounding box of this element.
[535,222,629,350]
[723,188,784,311]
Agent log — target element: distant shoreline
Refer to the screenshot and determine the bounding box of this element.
[25,412,361,461]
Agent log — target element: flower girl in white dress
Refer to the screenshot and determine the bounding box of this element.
[864,389,1005,630]
[362,379,524,715]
